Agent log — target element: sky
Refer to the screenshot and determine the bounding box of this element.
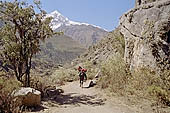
[5,0,135,31]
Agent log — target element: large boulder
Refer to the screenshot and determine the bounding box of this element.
[13,87,41,106]
[120,0,170,71]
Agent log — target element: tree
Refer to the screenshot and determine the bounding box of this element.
[0,0,56,87]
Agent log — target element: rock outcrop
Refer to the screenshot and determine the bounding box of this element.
[120,0,170,71]
[13,87,41,106]
[135,0,163,7]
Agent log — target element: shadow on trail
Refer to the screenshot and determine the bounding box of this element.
[29,105,48,112]
[47,92,106,107]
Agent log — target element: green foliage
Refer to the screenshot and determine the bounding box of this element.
[0,0,56,86]
[0,77,21,92]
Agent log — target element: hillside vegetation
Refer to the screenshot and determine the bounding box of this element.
[71,26,170,112]
[35,35,86,66]
[73,27,125,66]
[0,0,170,113]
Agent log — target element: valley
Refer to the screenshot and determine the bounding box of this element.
[0,0,170,113]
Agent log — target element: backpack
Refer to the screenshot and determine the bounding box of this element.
[82,68,87,72]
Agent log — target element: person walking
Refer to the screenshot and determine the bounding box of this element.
[78,66,87,88]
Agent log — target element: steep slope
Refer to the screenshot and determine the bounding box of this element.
[46,10,108,47]
[35,35,86,66]
[120,0,170,71]
[72,27,124,66]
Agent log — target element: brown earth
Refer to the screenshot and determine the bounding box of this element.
[29,81,147,113]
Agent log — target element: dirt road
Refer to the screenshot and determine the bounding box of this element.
[32,81,141,113]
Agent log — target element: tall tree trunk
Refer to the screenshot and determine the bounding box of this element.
[25,56,32,87]
[25,72,30,87]
[13,64,23,84]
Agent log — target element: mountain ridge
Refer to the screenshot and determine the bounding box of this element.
[35,34,86,68]
[46,10,108,31]
[46,10,108,47]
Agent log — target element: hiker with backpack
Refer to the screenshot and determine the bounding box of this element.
[78,66,87,88]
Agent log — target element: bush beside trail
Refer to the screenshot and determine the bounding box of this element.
[98,55,170,112]
[0,75,22,113]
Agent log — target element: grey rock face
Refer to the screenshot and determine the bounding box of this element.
[135,0,163,7]
[120,0,170,71]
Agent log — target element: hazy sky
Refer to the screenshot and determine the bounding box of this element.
[6,0,135,31]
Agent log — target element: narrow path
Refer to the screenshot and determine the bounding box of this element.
[33,81,140,113]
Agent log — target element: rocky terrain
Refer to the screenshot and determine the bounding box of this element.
[120,0,170,71]
[76,0,170,72]
[1,0,170,113]
[72,27,125,66]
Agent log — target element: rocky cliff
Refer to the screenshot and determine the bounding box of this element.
[120,0,170,71]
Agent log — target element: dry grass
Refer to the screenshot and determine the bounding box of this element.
[98,55,127,95]
[0,74,22,113]
[51,68,79,83]
[81,61,99,80]
[30,67,81,98]
[98,55,170,108]
[30,75,55,98]
[50,62,98,84]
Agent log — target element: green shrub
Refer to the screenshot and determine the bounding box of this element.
[111,29,125,57]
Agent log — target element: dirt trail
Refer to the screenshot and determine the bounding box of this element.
[32,81,141,113]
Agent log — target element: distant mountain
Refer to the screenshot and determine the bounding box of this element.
[35,34,86,66]
[46,10,108,47]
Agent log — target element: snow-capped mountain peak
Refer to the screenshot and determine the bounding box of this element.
[46,10,106,31]
[46,10,108,48]
[46,10,70,30]
[50,10,61,16]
